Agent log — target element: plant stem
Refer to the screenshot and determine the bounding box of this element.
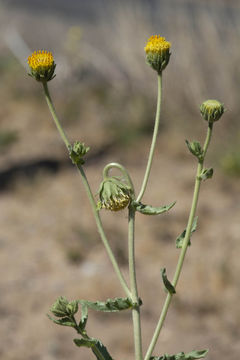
[43,81,71,149]
[77,164,131,298]
[144,123,213,360]
[128,205,143,360]
[74,319,106,360]
[42,81,131,299]
[137,73,162,202]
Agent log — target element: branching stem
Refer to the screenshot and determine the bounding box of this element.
[42,81,131,299]
[144,123,213,360]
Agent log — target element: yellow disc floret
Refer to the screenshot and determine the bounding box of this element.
[28,50,54,70]
[27,50,56,82]
[145,35,171,73]
[144,35,171,54]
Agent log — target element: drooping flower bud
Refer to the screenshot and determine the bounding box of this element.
[200,100,224,123]
[98,177,131,211]
[28,50,56,82]
[144,35,171,73]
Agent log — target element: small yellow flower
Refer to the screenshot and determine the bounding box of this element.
[145,35,171,73]
[144,35,171,54]
[27,50,56,82]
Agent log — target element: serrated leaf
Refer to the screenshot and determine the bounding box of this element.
[92,339,114,360]
[150,349,208,360]
[161,268,176,295]
[74,338,114,360]
[176,217,198,249]
[79,297,134,312]
[47,314,76,328]
[133,201,176,215]
[198,168,213,181]
[79,302,88,331]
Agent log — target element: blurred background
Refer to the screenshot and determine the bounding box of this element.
[0,0,240,359]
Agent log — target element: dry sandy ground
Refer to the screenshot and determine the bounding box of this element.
[0,118,240,360]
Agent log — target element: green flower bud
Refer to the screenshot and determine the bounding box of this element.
[144,35,171,73]
[69,141,90,165]
[50,296,69,317]
[50,297,79,318]
[98,177,131,211]
[28,50,56,82]
[200,100,224,123]
[66,300,79,316]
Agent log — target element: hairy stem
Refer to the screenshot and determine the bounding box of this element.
[42,81,131,298]
[128,206,143,360]
[144,123,213,360]
[137,74,162,202]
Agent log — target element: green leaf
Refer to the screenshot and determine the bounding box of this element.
[161,268,176,295]
[198,168,213,181]
[185,140,203,160]
[176,217,198,249]
[184,350,209,359]
[150,349,208,360]
[74,338,114,360]
[47,314,76,328]
[92,339,114,360]
[79,297,136,312]
[74,338,96,348]
[79,302,88,331]
[133,201,176,215]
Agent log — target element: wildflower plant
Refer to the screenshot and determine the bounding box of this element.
[27,36,225,360]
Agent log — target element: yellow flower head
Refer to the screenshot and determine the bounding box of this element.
[145,35,171,73]
[27,50,56,82]
[144,35,171,54]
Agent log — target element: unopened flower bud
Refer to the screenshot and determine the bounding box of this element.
[98,177,131,211]
[144,35,171,73]
[50,297,78,318]
[50,296,69,317]
[66,300,79,316]
[28,50,56,82]
[200,100,224,123]
[69,141,90,165]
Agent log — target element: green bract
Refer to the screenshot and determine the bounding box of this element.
[98,176,131,211]
[69,141,90,165]
[200,99,224,123]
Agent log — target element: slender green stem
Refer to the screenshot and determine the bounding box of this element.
[42,81,131,299]
[77,164,131,298]
[128,206,143,360]
[137,73,162,202]
[103,162,135,197]
[43,81,71,149]
[144,123,214,360]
